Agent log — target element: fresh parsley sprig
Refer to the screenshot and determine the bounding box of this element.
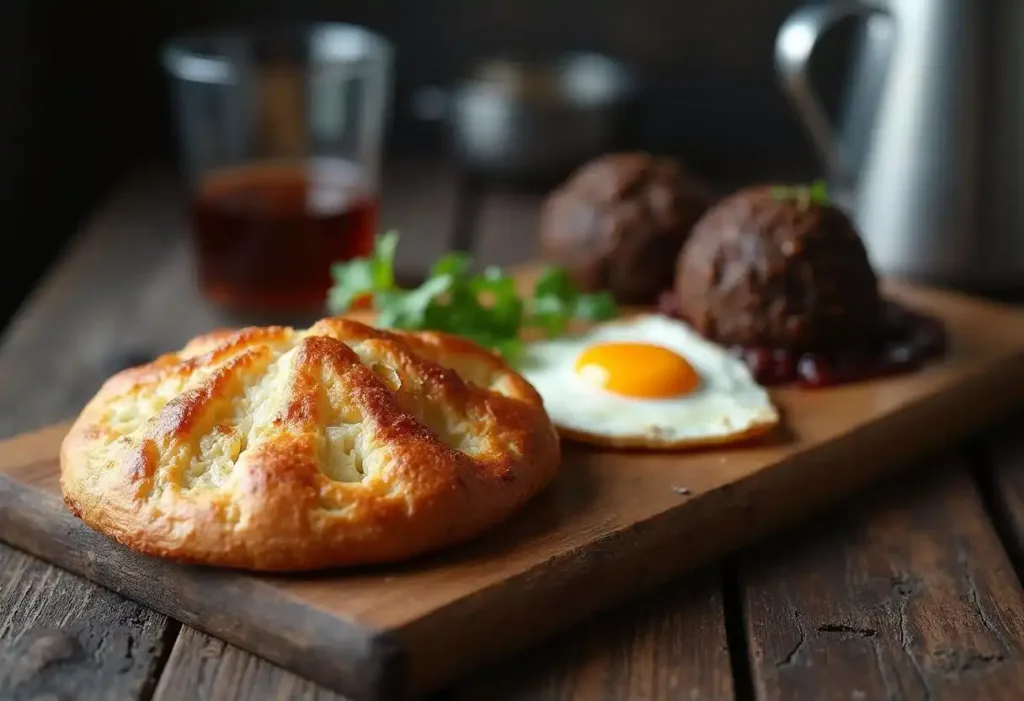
[770,179,830,209]
[327,232,618,361]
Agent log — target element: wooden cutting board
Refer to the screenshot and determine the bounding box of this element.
[4,280,1024,701]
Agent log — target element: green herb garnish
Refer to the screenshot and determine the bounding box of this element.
[327,232,618,361]
[770,179,830,209]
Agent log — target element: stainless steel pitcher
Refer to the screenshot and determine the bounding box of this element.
[775,0,1024,289]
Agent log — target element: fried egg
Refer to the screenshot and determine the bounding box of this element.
[518,314,779,449]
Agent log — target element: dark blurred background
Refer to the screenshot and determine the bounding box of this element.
[0,0,853,327]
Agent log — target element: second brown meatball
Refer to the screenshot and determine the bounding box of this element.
[675,184,883,351]
[538,152,713,304]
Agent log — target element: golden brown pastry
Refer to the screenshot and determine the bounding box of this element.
[60,317,561,571]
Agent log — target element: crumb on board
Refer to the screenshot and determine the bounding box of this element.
[671,485,691,495]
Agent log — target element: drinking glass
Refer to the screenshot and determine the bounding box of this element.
[162,24,393,313]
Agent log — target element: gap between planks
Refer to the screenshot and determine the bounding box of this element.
[976,417,1024,598]
[0,545,182,701]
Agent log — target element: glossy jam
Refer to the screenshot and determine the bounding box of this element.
[656,291,948,388]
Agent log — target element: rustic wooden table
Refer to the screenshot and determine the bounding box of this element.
[3,161,1024,701]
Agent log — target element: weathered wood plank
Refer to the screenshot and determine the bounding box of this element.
[151,628,346,701]
[981,420,1024,571]
[451,571,734,701]
[742,458,1024,701]
[0,545,177,701]
[0,171,186,701]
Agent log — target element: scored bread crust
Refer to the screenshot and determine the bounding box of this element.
[60,317,561,572]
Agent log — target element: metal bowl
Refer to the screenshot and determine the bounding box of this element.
[412,52,642,182]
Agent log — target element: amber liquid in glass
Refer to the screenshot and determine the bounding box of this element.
[190,160,377,312]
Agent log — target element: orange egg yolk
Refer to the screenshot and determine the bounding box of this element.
[574,342,699,399]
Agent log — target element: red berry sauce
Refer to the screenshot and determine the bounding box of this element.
[656,291,948,388]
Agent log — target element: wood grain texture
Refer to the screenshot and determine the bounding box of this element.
[0,471,405,701]
[6,281,1024,699]
[453,571,734,701]
[130,572,736,701]
[0,172,187,701]
[742,458,1024,701]
[983,419,1024,560]
[152,628,347,701]
[0,545,178,701]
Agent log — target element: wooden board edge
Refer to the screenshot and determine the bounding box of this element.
[0,420,74,463]
[394,347,1024,696]
[0,474,411,701]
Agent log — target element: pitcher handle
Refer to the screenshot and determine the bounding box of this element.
[775,1,893,186]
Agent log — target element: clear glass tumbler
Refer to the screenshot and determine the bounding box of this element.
[162,24,393,313]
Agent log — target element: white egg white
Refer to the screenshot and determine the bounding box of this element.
[517,314,779,448]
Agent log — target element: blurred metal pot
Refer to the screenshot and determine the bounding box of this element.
[412,52,642,182]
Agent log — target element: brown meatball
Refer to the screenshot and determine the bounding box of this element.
[675,184,882,350]
[538,152,713,304]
